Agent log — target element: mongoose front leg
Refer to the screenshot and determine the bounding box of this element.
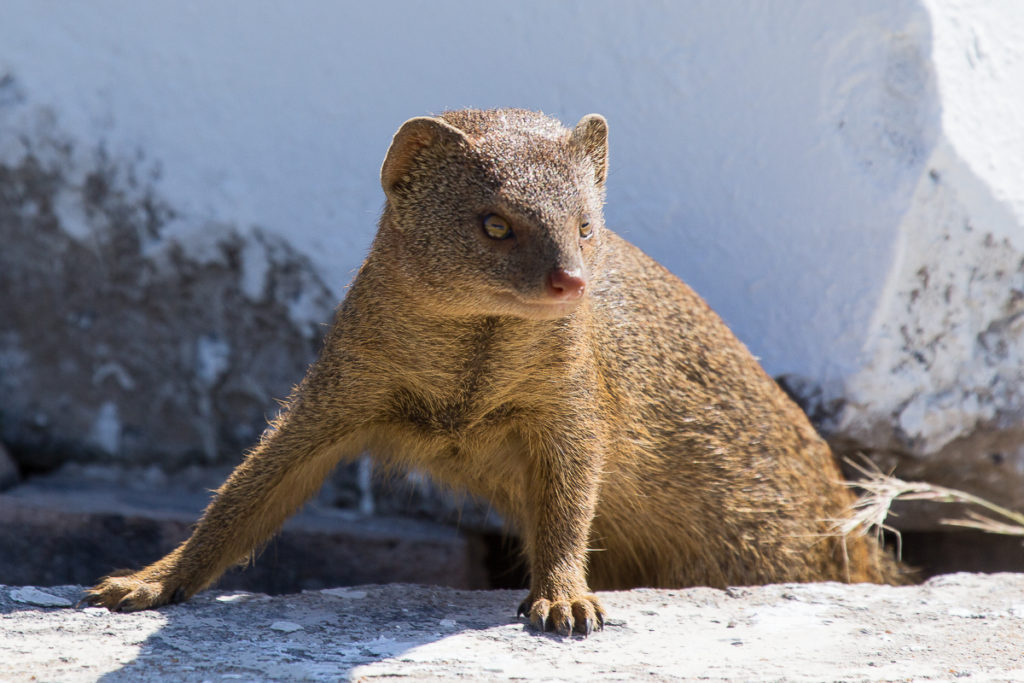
[83,395,360,612]
[516,430,606,637]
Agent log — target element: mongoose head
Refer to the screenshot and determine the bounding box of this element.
[379,109,608,320]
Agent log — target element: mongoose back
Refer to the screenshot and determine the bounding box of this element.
[86,108,899,635]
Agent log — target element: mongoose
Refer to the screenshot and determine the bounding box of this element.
[85,108,899,636]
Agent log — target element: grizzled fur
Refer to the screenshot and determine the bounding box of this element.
[86,109,900,636]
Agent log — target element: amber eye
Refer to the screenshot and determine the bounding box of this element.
[579,218,593,238]
[482,213,513,240]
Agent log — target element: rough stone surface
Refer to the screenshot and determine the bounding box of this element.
[1,574,1022,681]
[0,467,486,593]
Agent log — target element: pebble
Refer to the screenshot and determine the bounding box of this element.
[270,621,304,633]
[321,588,368,599]
[9,587,73,607]
[216,592,265,603]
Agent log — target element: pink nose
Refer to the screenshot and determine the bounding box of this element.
[546,267,587,300]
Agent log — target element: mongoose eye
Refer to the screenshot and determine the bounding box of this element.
[482,213,513,240]
[579,218,593,239]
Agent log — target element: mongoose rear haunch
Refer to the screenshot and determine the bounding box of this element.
[86,109,898,635]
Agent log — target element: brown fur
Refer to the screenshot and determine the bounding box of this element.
[85,109,900,636]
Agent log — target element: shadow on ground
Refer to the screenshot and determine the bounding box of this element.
[2,583,530,680]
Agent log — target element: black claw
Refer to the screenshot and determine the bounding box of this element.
[75,595,96,609]
[583,618,593,636]
[597,612,605,630]
[538,614,548,632]
[559,619,572,637]
[171,587,186,604]
[517,599,529,618]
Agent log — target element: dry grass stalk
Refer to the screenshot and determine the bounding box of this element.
[834,456,1024,561]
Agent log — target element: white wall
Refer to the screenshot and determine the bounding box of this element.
[0,0,943,381]
[2,1,1023,506]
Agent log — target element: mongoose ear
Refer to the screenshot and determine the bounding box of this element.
[381,116,471,195]
[569,114,609,187]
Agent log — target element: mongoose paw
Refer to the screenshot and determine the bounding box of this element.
[80,571,185,612]
[517,593,605,637]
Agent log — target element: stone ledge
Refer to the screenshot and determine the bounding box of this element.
[2,574,1023,681]
[0,477,486,594]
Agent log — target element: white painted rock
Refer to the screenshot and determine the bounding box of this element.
[821,1,1024,516]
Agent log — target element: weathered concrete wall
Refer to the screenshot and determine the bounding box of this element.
[0,1,1022,525]
[0,127,334,469]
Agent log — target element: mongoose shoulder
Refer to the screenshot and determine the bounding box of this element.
[86,108,899,636]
